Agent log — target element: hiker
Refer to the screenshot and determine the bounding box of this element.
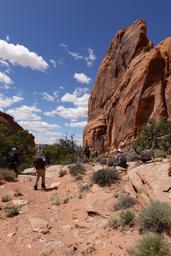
[83,144,90,159]
[33,152,46,190]
[113,148,128,169]
[8,147,20,176]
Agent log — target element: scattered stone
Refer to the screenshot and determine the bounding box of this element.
[12,199,29,207]
[29,217,51,234]
[63,224,71,231]
[91,184,102,193]
[7,232,16,238]
[50,182,61,189]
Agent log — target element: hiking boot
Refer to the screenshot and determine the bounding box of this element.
[34,185,38,190]
[41,183,46,190]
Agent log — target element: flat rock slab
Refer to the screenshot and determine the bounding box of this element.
[128,161,171,206]
[29,217,51,234]
[46,165,62,178]
[23,165,63,178]
[84,192,113,216]
[12,199,29,207]
[50,182,61,189]
[22,168,36,176]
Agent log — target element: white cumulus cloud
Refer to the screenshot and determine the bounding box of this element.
[42,92,55,102]
[0,60,9,67]
[44,105,87,120]
[6,35,10,42]
[68,51,83,60]
[7,105,41,121]
[42,91,59,102]
[0,39,48,71]
[85,48,96,66]
[0,71,13,86]
[44,88,89,121]
[65,121,87,128]
[19,120,60,132]
[74,73,91,84]
[0,94,23,110]
[61,88,89,107]
[34,130,63,145]
[50,59,57,68]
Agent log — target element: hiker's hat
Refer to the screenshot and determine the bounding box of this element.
[117,148,122,153]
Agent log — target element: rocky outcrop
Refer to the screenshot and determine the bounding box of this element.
[0,111,35,149]
[84,19,171,154]
[127,160,171,206]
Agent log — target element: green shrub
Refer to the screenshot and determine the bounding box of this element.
[120,210,135,226]
[17,162,32,174]
[126,151,140,161]
[107,159,115,167]
[153,149,167,159]
[51,194,61,206]
[132,118,171,155]
[128,234,170,256]
[63,196,69,204]
[2,195,11,202]
[14,189,23,197]
[138,200,171,233]
[59,169,67,177]
[79,183,91,192]
[69,163,86,177]
[43,135,82,165]
[0,168,16,182]
[108,217,121,229]
[115,194,136,210]
[82,158,90,163]
[74,174,83,181]
[99,158,107,165]
[91,168,118,186]
[40,253,49,256]
[6,205,19,217]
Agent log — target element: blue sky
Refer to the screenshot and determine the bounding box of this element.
[0,0,170,144]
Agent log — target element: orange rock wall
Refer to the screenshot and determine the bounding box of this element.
[84,20,171,154]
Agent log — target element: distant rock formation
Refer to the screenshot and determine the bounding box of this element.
[84,19,171,154]
[0,111,35,149]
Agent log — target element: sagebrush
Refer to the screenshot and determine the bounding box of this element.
[138,200,171,233]
[91,168,118,186]
[128,234,170,256]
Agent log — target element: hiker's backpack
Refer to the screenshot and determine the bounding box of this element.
[34,156,46,169]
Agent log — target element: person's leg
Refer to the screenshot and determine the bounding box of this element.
[34,176,40,190]
[41,175,46,189]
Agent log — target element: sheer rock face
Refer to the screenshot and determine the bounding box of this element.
[0,111,35,149]
[83,19,171,154]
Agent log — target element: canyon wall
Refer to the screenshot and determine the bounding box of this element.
[84,20,171,154]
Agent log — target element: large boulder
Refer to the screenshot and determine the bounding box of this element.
[127,161,171,206]
[29,217,51,234]
[84,19,171,153]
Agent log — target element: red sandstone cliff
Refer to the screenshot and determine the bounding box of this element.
[0,111,35,149]
[83,19,171,154]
